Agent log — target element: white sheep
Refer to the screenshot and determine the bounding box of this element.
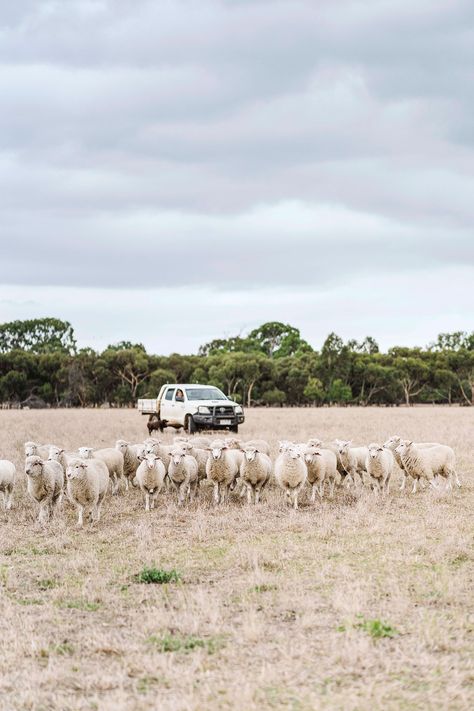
[180,442,209,480]
[365,444,394,494]
[205,440,240,505]
[115,440,142,489]
[335,440,369,487]
[143,438,171,470]
[384,436,439,490]
[239,444,272,504]
[135,453,166,511]
[274,445,308,510]
[24,456,64,523]
[66,457,109,527]
[395,441,459,493]
[0,460,16,510]
[168,447,199,505]
[78,447,125,494]
[24,441,55,460]
[304,444,340,501]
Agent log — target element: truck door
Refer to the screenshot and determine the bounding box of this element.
[159,387,175,422]
[172,388,186,425]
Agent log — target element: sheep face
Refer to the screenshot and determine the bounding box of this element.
[66,460,87,480]
[307,438,322,448]
[48,446,64,461]
[335,440,351,454]
[395,440,412,457]
[278,440,291,453]
[384,435,401,449]
[304,446,322,464]
[24,442,38,457]
[143,454,159,470]
[25,456,43,478]
[209,445,226,461]
[171,449,186,466]
[115,440,129,454]
[243,446,258,462]
[78,447,94,459]
[368,443,384,459]
[287,446,302,460]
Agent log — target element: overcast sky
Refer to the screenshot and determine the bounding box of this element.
[1,0,473,353]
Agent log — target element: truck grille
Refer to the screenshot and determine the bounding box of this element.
[213,405,235,417]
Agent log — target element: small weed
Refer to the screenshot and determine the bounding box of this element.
[59,600,100,611]
[16,598,44,606]
[147,633,224,654]
[135,567,180,585]
[338,616,398,639]
[136,675,162,694]
[52,641,75,656]
[253,584,277,593]
[37,578,58,591]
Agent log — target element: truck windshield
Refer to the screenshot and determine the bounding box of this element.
[185,388,227,401]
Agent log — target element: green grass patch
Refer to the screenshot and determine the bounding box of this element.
[147,633,225,654]
[135,567,180,585]
[58,600,101,611]
[338,615,398,639]
[252,584,277,593]
[37,578,58,590]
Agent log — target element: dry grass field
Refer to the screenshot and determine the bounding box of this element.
[1,406,473,711]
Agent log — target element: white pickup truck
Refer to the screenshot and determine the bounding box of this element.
[138,383,245,434]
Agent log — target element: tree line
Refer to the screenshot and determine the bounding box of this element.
[0,318,473,408]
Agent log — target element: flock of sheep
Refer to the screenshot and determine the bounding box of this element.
[0,433,460,526]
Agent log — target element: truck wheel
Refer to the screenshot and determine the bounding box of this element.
[230,425,239,433]
[186,415,197,434]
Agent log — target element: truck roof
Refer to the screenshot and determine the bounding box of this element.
[163,383,218,388]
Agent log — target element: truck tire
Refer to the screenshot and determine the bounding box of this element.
[230,425,239,433]
[185,415,197,434]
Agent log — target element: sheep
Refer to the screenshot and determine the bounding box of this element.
[24,441,55,460]
[78,447,125,494]
[180,442,209,480]
[274,445,308,510]
[115,440,142,489]
[395,441,459,493]
[143,438,171,470]
[0,459,16,510]
[239,444,272,504]
[383,436,440,491]
[304,444,340,501]
[24,456,64,523]
[205,440,240,505]
[334,440,369,487]
[365,444,394,494]
[243,439,271,456]
[66,457,109,527]
[135,453,166,511]
[168,447,199,505]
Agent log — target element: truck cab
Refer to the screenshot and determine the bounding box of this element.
[138,384,245,434]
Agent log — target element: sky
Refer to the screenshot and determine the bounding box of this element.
[1,0,473,354]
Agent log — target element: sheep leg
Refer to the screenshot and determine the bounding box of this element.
[246,486,252,504]
[77,505,84,528]
[318,481,325,499]
[39,500,51,523]
[213,483,220,505]
[453,470,461,488]
[6,491,13,510]
[329,479,335,498]
[400,474,406,491]
[145,493,150,512]
[150,495,156,509]
[255,487,261,505]
[1,492,6,511]
[310,484,317,504]
[412,479,417,494]
[178,481,188,506]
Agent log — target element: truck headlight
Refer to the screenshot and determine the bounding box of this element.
[198,406,211,414]
[235,406,243,414]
